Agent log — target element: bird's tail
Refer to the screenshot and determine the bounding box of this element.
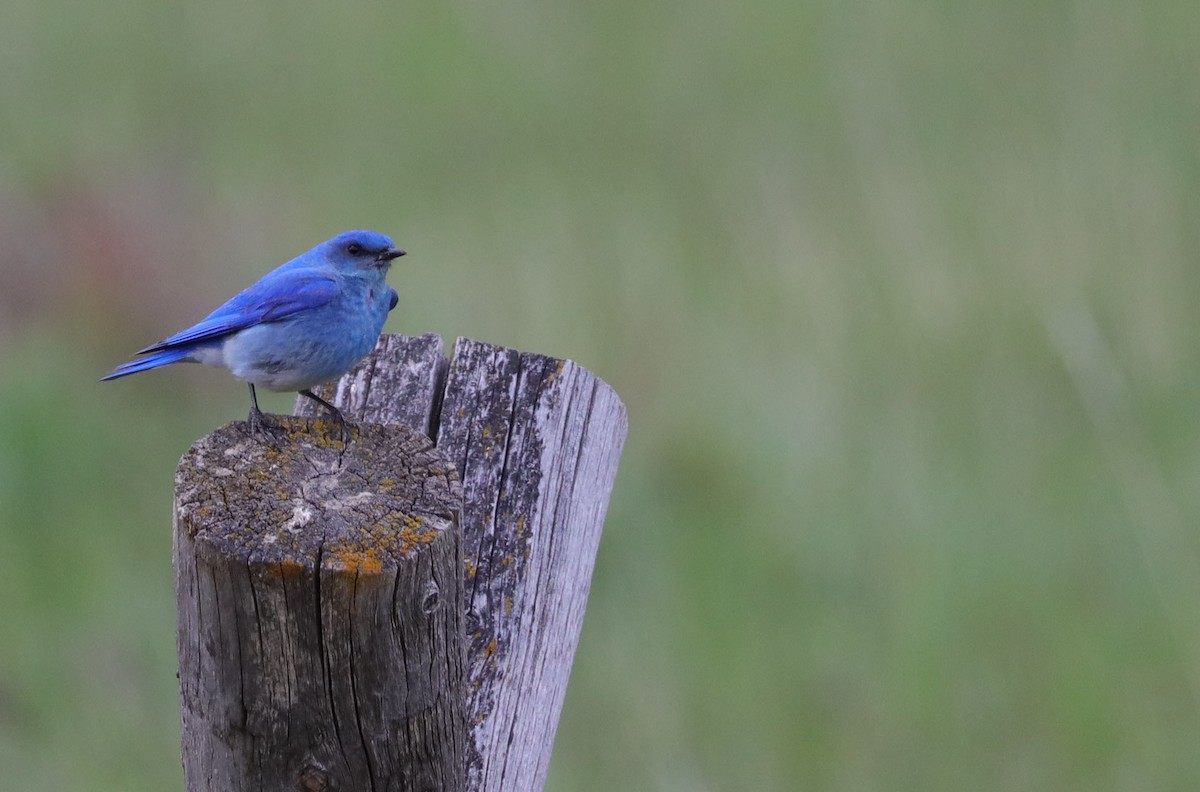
[101,348,193,381]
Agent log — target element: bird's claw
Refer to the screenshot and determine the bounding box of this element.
[298,388,352,445]
[321,412,352,445]
[247,406,282,438]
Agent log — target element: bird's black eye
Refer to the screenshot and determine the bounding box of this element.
[347,242,363,255]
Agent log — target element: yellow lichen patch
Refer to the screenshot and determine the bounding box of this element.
[484,638,497,658]
[299,418,351,450]
[504,597,514,616]
[397,515,439,554]
[544,358,567,385]
[256,441,281,464]
[326,546,384,575]
[273,558,309,578]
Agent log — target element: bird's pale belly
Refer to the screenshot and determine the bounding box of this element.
[218,314,383,392]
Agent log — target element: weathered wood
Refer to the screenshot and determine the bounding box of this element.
[295,333,449,438]
[174,416,465,791]
[438,339,627,792]
[295,335,629,792]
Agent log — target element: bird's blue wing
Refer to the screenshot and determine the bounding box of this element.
[138,268,338,354]
[388,287,399,311]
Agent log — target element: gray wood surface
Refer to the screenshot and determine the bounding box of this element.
[301,336,628,791]
[294,332,449,438]
[174,417,465,791]
[177,336,628,792]
[435,339,628,792]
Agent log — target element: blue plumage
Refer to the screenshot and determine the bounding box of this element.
[105,347,193,379]
[103,229,406,434]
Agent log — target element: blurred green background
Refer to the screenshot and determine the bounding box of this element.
[3,0,1200,789]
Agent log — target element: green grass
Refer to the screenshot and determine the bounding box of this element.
[3,0,1200,789]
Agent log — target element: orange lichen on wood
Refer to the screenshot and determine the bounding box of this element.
[326,545,385,575]
[272,558,309,578]
[398,515,439,554]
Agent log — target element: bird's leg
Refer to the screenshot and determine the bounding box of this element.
[299,388,349,441]
[246,383,277,436]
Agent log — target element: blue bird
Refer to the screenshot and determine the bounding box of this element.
[103,230,406,436]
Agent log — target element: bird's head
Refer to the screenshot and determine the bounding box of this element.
[322,230,406,272]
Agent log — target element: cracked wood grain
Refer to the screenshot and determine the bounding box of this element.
[299,335,628,792]
[435,339,627,792]
[176,334,626,792]
[175,416,465,791]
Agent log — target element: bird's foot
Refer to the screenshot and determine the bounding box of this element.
[299,388,352,445]
[320,409,352,445]
[247,405,282,438]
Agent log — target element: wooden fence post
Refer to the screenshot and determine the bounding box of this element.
[173,334,627,791]
[174,417,465,791]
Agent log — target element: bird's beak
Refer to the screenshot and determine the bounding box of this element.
[376,248,406,262]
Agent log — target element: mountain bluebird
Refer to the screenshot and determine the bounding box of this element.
[103,229,406,436]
